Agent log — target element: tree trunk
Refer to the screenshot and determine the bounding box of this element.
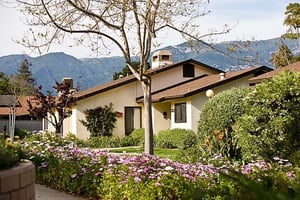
[141,76,154,155]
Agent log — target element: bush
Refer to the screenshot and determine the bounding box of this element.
[198,87,250,159]
[0,138,24,170]
[130,128,145,146]
[155,128,197,149]
[15,128,30,139]
[86,136,138,148]
[288,151,300,167]
[80,103,117,137]
[234,71,300,162]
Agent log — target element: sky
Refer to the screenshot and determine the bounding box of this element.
[0,0,294,59]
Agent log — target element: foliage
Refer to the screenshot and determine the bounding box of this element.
[0,138,24,170]
[155,128,197,149]
[0,72,11,95]
[270,43,300,68]
[80,103,117,137]
[270,44,294,68]
[14,128,31,140]
[282,3,300,40]
[9,59,36,96]
[27,81,77,133]
[85,136,136,148]
[21,133,299,199]
[113,62,150,80]
[273,3,300,68]
[234,71,300,162]
[288,150,300,167]
[175,145,205,164]
[198,87,250,159]
[130,128,145,146]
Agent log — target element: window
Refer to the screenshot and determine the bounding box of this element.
[152,55,158,61]
[183,64,195,77]
[175,103,186,123]
[161,55,170,60]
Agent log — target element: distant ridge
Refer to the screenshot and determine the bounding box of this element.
[0,38,298,92]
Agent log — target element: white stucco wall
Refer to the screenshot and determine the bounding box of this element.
[169,75,253,133]
[67,81,142,140]
[152,102,171,134]
[60,64,255,139]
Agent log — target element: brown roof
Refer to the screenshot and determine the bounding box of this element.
[0,96,32,116]
[137,66,271,103]
[248,61,300,84]
[75,59,224,100]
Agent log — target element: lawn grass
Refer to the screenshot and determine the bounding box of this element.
[108,146,181,160]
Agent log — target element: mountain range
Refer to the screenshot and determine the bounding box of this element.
[0,37,298,92]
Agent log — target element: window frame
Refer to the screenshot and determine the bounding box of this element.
[174,102,187,123]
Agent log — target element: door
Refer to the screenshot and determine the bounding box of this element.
[125,107,141,135]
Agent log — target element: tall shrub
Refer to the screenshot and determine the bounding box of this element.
[234,71,300,162]
[198,87,250,159]
[80,103,117,137]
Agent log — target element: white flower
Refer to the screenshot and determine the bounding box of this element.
[165,166,174,171]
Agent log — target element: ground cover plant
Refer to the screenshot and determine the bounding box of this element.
[22,133,299,199]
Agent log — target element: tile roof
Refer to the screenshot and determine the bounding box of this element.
[248,61,300,84]
[137,66,271,103]
[75,59,224,100]
[0,96,32,116]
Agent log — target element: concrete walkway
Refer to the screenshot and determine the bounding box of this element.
[35,184,86,200]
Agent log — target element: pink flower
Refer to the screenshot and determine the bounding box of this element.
[71,173,78,179]
[134,177,141,183]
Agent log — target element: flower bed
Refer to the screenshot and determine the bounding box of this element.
[22,133,300,199]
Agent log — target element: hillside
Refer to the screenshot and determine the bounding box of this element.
[0,38,298,92]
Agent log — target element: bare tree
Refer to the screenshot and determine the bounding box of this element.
[14,0,231,154]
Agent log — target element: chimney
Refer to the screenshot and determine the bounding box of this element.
[151,50,173,69]
[220,73,225,80]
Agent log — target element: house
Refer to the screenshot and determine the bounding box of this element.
[57,50,272,140]
[0,95,43,134]
[248,61,300,85]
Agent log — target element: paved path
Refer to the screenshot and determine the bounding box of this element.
[35,184,86,200]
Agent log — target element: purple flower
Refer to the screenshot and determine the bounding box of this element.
[134,177,141,183]
[95,171,102,176]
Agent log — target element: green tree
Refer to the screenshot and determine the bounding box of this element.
[27,81,77,134]
[113,62,150,80]
[0,72,10,95]
[271,3,300,68]
[282,3,300,40]
[270,44,294,68]
[234,71,300,162]
[16,59,36,85]
[9,59,36,95]
[15,0,231,154]
[198,87,250,159]
[80,103,117,137]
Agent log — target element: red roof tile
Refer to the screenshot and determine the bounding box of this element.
[0,96,32,116]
